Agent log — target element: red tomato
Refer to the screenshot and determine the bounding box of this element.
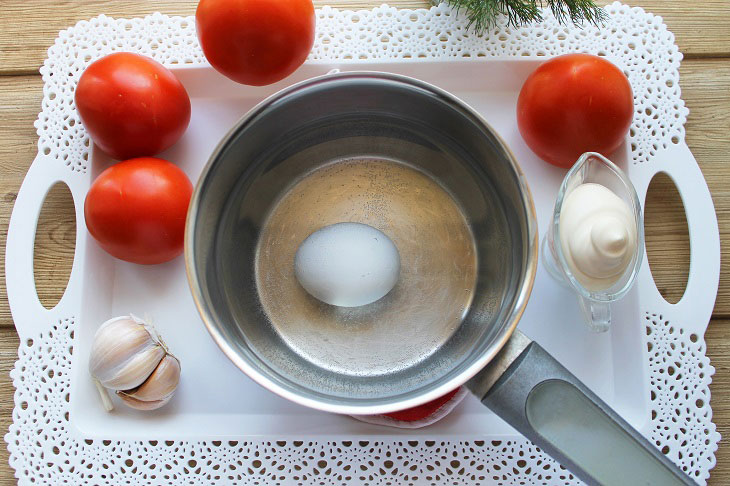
[75,53,191,160]
[196,0,316,86]
[517,53,633,168]
[383,388,460,422]
[85,158,193,265]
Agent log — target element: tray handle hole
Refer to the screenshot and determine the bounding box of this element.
[644,171,689,304]
[33,182,75,310]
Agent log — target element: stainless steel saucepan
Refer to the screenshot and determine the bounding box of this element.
[185,72,693,486]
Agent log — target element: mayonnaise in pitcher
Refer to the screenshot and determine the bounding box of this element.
[558,183,638,292]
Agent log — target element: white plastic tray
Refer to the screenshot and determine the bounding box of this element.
[69,60,649,439]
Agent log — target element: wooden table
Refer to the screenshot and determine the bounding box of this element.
[1,1,728,483]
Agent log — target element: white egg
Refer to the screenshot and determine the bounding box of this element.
[294,222,400,307]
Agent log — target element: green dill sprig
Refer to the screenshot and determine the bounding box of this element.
[444,0,608,35]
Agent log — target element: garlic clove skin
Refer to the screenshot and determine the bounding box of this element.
[102,343,165,391]
[89,316,165,391]
[121,354,180,403]
[116,392,172,411]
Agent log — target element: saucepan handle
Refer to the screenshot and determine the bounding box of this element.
[467,330,695,486]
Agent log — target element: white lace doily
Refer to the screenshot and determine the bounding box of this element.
[6,2,720,484]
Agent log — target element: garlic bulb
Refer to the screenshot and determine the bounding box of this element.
[89,315,180,411]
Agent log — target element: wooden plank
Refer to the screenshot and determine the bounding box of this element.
[644,172,690,304]
[1,0,729,75]
[0,328,20,485]
[32,185,76,311]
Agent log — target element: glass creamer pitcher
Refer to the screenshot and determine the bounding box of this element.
[542,152,644,332]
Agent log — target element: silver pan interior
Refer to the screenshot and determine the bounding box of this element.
[186,72,537,414]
